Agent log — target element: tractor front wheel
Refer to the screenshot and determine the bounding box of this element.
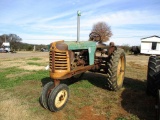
[48,84,69,112]
[106,48,126,91]
[39,81,54,109]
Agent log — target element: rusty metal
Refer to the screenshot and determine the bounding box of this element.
[56,41,68,51]
[61,65,95,79]
[54,51,68,70]
[50,65,95,80]
[49,51,54,72]
[46,80,60,95]
[53,79,60,87]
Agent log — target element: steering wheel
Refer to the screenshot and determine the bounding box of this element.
[89,32,101,42]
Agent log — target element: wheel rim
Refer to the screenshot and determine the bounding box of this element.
[55,89,68,108]
[117,55,125,86]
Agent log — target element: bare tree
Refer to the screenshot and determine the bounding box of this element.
[0,34,22,43]
[89,22,112,43]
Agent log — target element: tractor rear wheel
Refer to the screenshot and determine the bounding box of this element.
[147,56,160,96]
[48,84,69,112]
[39,81,54,109]
[106,48,126,91]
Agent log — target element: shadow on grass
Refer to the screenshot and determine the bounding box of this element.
[84,74,156,119]
[40,72,148,91]
[41,77,52,87]
[81,72,109,89]
[122,77,156,120]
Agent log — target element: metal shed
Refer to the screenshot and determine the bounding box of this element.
[140,35,160,55]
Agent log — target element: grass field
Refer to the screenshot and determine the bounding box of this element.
[0,52,156,120]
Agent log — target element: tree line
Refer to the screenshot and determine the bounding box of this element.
[0,34,47,51]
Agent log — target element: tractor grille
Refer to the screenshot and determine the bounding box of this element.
[55,51,68,70]
[50,51,68,71]
[49,51,54,71]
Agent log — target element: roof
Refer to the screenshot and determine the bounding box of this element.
[141,35,160,40]
[2,42,10,46]
[141,35,160,42]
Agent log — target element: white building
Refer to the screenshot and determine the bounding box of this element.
[141,35,160,55]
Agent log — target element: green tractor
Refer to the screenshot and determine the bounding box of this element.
[39,11,126,112]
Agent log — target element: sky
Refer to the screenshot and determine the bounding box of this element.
[0,0,160,46]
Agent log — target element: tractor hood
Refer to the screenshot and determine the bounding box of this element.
[64,41,96,65]
[64,41,96,50]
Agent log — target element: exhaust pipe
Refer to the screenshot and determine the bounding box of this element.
[77,10,81,42]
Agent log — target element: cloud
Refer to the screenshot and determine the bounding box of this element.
[81,10,160,27]
[38,11,75,23]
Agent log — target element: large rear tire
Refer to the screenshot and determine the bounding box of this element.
[156,89,160,120]
[147,56,160,96]
[106,48,126,91]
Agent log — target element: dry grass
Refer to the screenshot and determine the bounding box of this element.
[0,89,29,120]
[0,57,48,71]
[0,53,156,120]
[0,98,29,120]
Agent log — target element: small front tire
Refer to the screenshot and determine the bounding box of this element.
[48,84,69,112]
[39,81,54,109]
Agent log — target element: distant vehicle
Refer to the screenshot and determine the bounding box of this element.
[41,48,48,52]
[0,42,11,53]
[130,46,140,55]
[0,48,5,53]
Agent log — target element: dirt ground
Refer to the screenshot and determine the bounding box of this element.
[0,51,48,59]
[0,52,149,69]
[0,51,49,71]
[0,51,149,61]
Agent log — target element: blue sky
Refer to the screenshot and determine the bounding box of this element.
[0,0,160,45]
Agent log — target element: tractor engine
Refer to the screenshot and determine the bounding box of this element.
[70,50,89,70]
